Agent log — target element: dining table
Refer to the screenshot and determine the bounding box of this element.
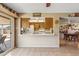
[64,32,79,42]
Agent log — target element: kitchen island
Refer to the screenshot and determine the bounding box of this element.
[17,33,59,47]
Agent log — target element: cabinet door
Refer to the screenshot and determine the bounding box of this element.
[34,23,39,31]
[21,18,30,28]
[45,18,53,30]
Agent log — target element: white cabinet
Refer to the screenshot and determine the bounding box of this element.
[60,17,79,24]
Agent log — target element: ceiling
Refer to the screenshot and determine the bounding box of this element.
[3,3,79,13]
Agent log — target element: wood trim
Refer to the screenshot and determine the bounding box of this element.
[0,14,11,20]
[0,4,18,18]
[14,18,17,48]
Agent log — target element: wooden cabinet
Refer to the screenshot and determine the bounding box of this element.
[21,17,53,31]
[45,18,53,30]
[74,13,79,17]
[21,18,30,28]
[34,23,40,31]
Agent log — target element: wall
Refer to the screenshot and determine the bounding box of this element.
[17,13,71,47]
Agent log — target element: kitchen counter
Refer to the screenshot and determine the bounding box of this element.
[17,33,59,47]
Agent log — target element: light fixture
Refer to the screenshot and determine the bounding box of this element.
[46,3,51,7]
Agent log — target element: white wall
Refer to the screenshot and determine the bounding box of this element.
[17,13,71,47]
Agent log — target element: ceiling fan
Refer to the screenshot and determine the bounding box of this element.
[46,3,51,7]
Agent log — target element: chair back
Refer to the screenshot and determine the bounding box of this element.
[0,36,6,44]
[0,37,2,44]
[0,34,2,40]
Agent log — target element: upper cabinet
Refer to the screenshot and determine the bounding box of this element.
[21,17,53,34]
[45,18,53,30]
[21,18,30,28]
[60,17,79,24]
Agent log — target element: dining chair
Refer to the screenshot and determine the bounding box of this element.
[1,36,7,48]
[0,36,7,52]
[0,35,3,53]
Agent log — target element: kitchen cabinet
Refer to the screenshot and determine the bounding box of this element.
[21,18,30,28]
[45,18,53,30]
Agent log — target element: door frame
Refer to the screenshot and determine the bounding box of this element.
[0,14,15,55]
